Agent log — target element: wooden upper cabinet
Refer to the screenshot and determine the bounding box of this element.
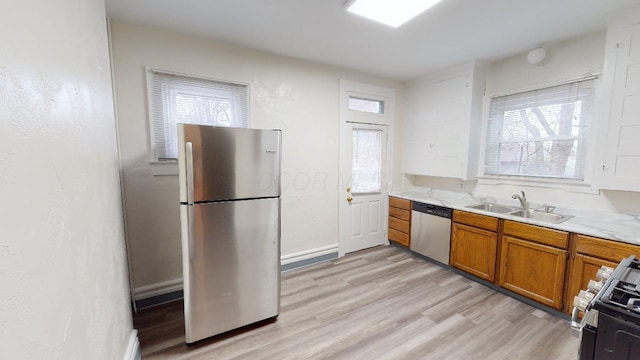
[499,235,567,310]
[388,197,411,247]
[451,222,498,282]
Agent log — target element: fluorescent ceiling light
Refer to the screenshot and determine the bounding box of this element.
[346,0,441,28]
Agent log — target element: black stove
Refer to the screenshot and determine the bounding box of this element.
[576,256,640,359]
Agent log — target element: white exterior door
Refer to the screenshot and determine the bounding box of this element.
[339,80,395,256]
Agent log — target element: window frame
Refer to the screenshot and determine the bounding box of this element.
[478,74,601,194]
[145,67,251,175]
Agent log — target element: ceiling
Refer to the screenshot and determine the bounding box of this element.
[104,0,639,81]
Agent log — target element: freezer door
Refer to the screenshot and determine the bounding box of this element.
[181,198,280,343]
[178,124,281,203]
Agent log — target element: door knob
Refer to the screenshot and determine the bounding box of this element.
[347,196,353,203]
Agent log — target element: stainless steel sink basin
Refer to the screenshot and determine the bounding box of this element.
[466,203,518,214]
[509,209,574,224]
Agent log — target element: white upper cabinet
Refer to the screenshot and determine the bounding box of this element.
[403,61,486,180]
[597,8,640,191]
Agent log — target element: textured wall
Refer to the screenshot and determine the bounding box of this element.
[0,0,134,359]
[108,20,404,291]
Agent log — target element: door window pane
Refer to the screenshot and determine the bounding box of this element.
[352,129,382,193]
[348,96,384,114]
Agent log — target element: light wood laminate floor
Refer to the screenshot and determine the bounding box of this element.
[134,245,579,359]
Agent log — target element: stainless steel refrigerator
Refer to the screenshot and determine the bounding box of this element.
[177,124,281,344]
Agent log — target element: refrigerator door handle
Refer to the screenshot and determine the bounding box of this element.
[185,141,195,205]
[187,205,195,261]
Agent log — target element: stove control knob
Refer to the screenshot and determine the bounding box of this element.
[587,279,604,293]
[596,266,614,281]
[573,290,595,312]
[573,296,589,312]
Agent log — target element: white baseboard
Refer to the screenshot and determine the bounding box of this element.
[281,243,339,265]
[123,330,141,360]
[133,278,183,301]
[132,244,340,301]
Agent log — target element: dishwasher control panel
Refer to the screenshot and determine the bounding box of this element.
[412,202,453,218]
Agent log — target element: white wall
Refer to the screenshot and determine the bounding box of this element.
[411,30,640,215]
[0,0,134,359]
[109,21,403,290]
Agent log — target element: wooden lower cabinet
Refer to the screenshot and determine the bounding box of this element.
[499,235,567,310]
[564,234,640,313]
[451,223,498,282]
[388,197,411,247]
[565,254,617,312]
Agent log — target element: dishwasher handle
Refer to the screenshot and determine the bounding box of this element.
[411,202,452,219]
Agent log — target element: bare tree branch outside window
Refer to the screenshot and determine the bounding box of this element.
[484,78,595,180]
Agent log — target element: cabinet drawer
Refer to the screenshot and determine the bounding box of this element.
[575,234,640,263]
[389,197,411,210]
[389,216,410,234]
[389,207,410,221]
[389,228,409,247]
[503,221,568,249]
[453,210,498,232]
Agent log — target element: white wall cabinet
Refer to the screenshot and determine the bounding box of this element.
[597,8,640,191]
[403,61,486,180]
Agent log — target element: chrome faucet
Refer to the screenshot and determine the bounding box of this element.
[512,191,528,209]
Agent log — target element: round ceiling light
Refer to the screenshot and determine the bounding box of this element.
[527,47,547,65]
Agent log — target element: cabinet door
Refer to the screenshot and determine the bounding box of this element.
[429,74,468,179]
[402,62,484,179]
[451,223,498,282]
[565,254,617,313]
[499,236,567,310]
[600,22,640,191]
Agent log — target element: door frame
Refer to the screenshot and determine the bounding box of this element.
[338,79,396,257]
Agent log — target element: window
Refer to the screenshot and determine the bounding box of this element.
[348,96,384,114]
[352,128,383,193]
[484,78,597,181]
[147,69,249,161]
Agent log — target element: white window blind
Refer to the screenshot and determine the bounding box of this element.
[147,70,249,160]
[484,78,597,181]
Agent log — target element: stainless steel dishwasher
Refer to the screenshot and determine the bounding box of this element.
[410,202,453,265]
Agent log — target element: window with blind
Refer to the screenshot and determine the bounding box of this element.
[147,69,249,161]
[484,78,597,181]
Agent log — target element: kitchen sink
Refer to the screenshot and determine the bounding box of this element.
[509,209,574,224]
[465,203,518,214]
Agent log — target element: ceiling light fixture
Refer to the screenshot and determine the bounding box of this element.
[527,46,547,65]
[345,0,442,28]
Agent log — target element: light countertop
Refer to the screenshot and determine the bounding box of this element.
[389,188,640,247]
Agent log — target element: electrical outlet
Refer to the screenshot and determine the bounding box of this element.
[458,181,465,190]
